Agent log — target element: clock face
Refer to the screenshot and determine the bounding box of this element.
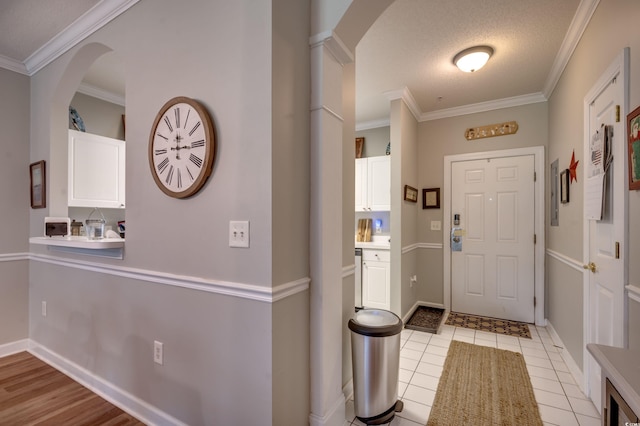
[149,97,215,198]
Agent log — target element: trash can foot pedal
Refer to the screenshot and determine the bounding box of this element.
[356,400,403,425]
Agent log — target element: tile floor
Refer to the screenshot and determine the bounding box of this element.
[345,324,601,425]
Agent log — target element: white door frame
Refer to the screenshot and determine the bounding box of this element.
[582,48,629,396]
[443,146,546,326]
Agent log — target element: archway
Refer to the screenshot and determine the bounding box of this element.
[49,43,123,217]
[309,1,395,425]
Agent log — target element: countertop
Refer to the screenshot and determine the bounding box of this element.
[355,241,390,250]
[355,235,390,250]
[587,343,640,416]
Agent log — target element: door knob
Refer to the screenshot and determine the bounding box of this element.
[583,262,597,273]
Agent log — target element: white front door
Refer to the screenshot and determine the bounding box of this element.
[451,155,535,323]
[584,50,628,413]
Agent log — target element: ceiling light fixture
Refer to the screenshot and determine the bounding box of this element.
[453,46,494,73]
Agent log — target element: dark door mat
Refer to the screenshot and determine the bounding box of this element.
[445,311,532,339]
[405,306,445,334]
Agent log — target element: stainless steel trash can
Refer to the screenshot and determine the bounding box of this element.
[348,309,404,425]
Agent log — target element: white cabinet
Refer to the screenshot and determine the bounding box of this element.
[355,156,390,211]
[68,130,125,208]
[362,249,390,310]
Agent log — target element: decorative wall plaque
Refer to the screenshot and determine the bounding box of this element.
[464,121,518,141]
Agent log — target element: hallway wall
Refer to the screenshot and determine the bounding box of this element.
[547,0,640,363]
[0,68,30,346]
[24,1,310,424]
[416,102,549,306]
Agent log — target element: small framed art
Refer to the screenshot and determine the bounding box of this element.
[560,168,570,203]
[355,137,364,159]
[30,160,46,209]
[404,185,418,202]
[422,187,440,209]
[627,105,640,190]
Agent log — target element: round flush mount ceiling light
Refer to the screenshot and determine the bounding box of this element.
[453,46,494,72]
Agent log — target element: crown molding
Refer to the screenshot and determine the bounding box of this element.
[77,82,125,106]
[356,92,547,130]
[0,54,28,75]
[23,0,140,76]
[356,118,390,131]
[310,30,354,65]
[421,92,547,121]
[543,0,601,97]
[385,87,421,122]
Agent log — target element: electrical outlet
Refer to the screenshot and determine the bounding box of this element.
[229,221,250,248]
[430,220,442,231]
[154,341,164,365]
[41,301,47,317]
[409,275,417,287]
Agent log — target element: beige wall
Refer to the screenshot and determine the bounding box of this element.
[24,0,310,424]
[547,0,640,361]
[0,68,30,346]
[415,102,549,305]
[69,92,125,140]
[355,126,389,157]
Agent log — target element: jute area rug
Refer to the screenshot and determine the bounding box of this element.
[427,341,542,426]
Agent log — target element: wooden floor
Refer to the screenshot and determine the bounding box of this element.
[0,351,145,425]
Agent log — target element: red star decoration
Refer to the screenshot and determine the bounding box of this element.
[569,150,579,183]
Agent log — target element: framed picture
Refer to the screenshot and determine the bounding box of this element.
[355,137,364,158]
[30,160,46,209]
[422,187,440,209]
[404,185,418,202]
[560,168,570,203]
[627,105,640,190]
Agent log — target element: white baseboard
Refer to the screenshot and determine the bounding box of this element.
[26,340,186,426]
[545,320,584,392]
[309,391,346,426]
[0,339,29,357]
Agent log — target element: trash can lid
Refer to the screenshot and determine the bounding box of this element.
[348,309,403,337]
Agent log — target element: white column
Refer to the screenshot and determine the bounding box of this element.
[309,34,351,426]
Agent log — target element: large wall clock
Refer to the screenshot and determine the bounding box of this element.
[148,96,216,198]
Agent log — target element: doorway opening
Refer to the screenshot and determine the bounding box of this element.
[443,146,546,325]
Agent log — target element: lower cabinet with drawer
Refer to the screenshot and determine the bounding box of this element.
[362,249,390,310]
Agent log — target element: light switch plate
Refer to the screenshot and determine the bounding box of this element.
[229,221,250,248]
[430,220,441,231]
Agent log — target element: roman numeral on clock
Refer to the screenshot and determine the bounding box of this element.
[184,109,191,129]
[165,165,174,185]
[157,157,169,174]
[177,168,182,189]
[186,165,194,181]
[189,153,203,168]
[174,108,180,128]
[188,121,201,136]
[156,133,168,141]
[164,116,173,132]
[191,140,205,148]
[155,148,167,155]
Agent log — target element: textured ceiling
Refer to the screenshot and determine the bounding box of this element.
[356,0,581,127]
[0,0,99,62]
[0,0,584,126]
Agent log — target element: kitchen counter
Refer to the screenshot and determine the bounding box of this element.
[587,343,640,417]
[355,236,390,250]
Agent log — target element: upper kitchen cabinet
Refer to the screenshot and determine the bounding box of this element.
[68,129,125,208]
[355,155,390,211]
